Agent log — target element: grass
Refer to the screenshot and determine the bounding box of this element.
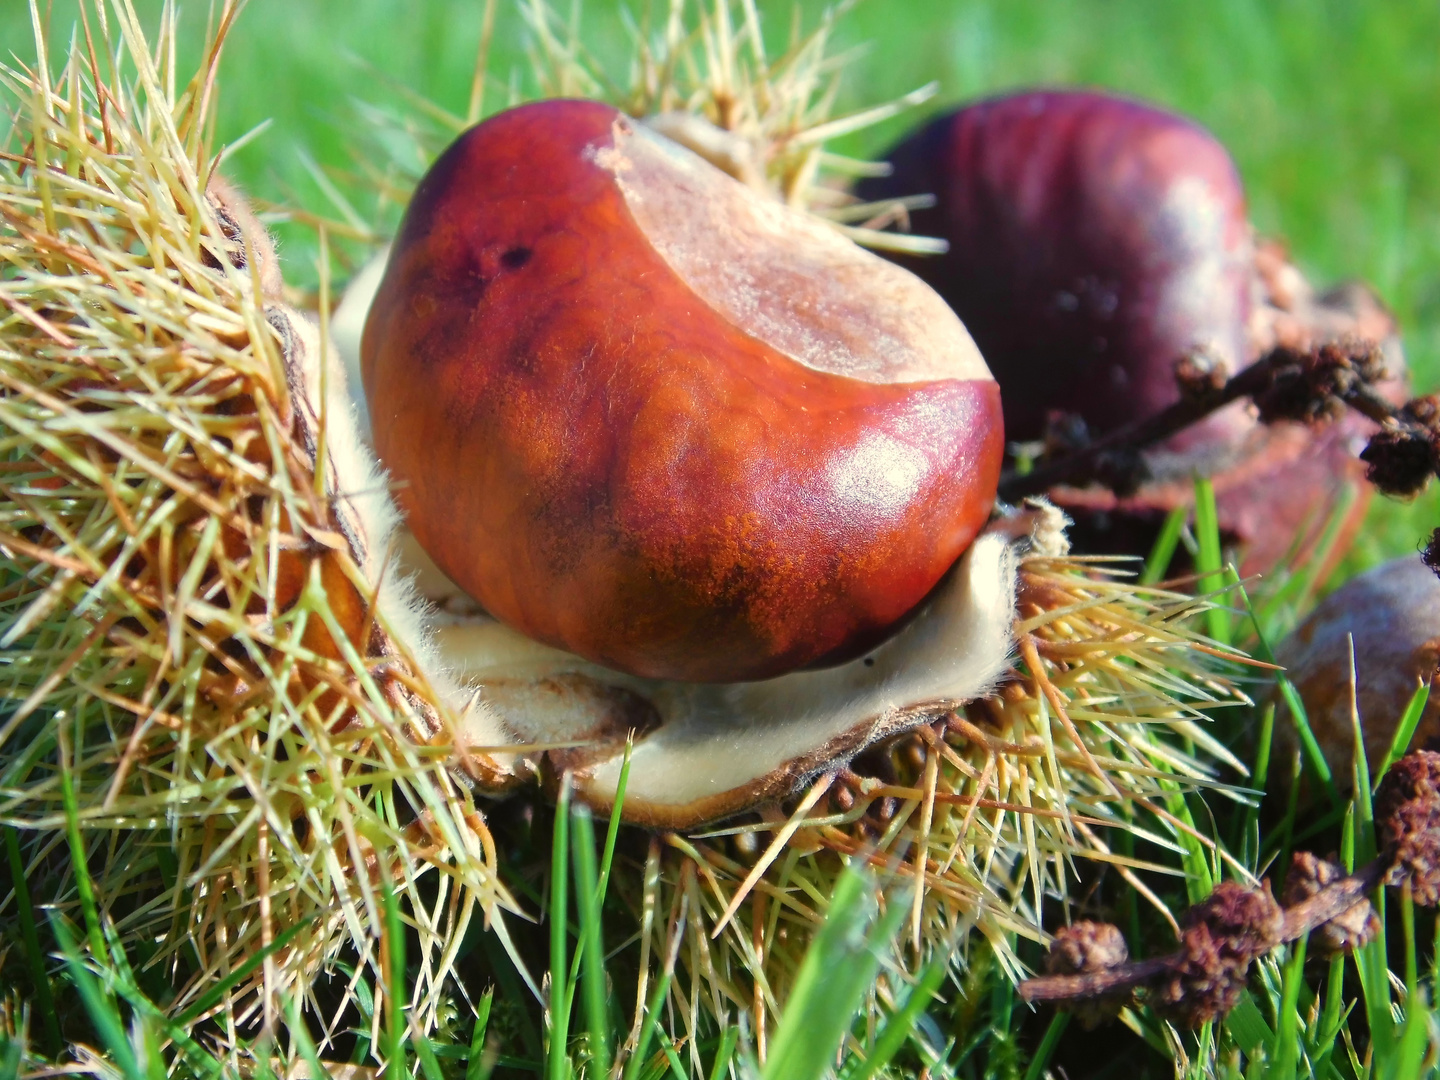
[3,1,1440,1078]
[8,707,1440,1080]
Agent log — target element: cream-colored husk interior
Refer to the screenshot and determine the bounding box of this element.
[421,526,1016,825]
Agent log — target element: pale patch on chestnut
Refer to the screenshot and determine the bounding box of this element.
[595,117,990,386]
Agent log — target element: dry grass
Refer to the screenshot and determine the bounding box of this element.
[0,0,515,1045]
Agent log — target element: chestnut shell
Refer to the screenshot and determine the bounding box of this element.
[363,100,1003,683]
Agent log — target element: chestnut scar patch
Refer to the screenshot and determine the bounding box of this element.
[594,119,992,388]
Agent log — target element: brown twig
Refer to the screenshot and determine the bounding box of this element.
[998,339,1398,502]
[1019,956,1172,1003]
[1018,860,1383,1009]
[1278,860,1383,941]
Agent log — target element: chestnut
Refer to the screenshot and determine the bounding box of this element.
[857,90,1404,576]
[362,100,1004,683]
[1274,555,1440,790]
[856,89,1252,446]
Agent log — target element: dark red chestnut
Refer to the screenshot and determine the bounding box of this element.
[859,90,1404,576]
[362,100,1004,683]
[857,90,1252,446]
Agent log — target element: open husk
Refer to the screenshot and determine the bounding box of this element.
[0,1,516,1038]
[0,0,1257,1059]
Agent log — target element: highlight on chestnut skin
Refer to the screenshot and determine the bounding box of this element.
[362,99,1004,684]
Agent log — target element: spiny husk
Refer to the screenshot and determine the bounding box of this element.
[523,0,943,243]
[313,0,947,260]
[0,0,516,1039]
[625,552,1252,1053]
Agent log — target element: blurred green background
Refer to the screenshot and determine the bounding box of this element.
[7,0,1440,571]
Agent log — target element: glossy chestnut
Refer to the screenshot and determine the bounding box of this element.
[857,89,1252,446]
[362,100,1004,683]
[859,90,1404,576]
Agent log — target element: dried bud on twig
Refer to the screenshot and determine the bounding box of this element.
[1359,429,1439,497]
[1250,340,1386,426]
[1379,800,1440,904]
[1374,752,1440,904]
[1174,351,1230,401]
[1281,852,1379,956]
[1046,921,1132,1027]
[1151,882,1284,1026]
[1424,531,1440,577]
[1374,750,1440,824]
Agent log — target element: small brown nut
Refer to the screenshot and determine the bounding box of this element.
[1273,556,1440,792]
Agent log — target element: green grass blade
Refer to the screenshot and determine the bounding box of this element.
[1378,888,1428,1080]
[58,735,109,966]
[658,1032,687,1080]
[623,965,674,1080]
[1376,680,1431,784]
[1347,657,1377,866]
[560,745,631,1047]
[1224,990,1274,1058]
[597,740,632,903]
[845,952,950,1080]
[708,1027,739,1080]
[570,802,610,1078]
[1157,778,1213,903]
[415,1036,446,1080]
[1022,1012,1071,1080]
[548,778,573,1080]
[1243,703,1275,870]
[3,825,61,1055]
[466,989,495,1080]
[0,1035,20,1080]
[1141,503,1189,585]
[1309,957,1349,1080]
[762,863,905,1080]
[1272,938,1308,1080]
[1276,677,1342,811]
[381,867,407,1080]
[1234,574,1343,812]
[50,913,141,1080]
[1355,907,1395,1059]
[1193,476,1230,646]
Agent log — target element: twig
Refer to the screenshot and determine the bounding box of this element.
[998,340,1398,502]
[1018,859,1383,1006]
